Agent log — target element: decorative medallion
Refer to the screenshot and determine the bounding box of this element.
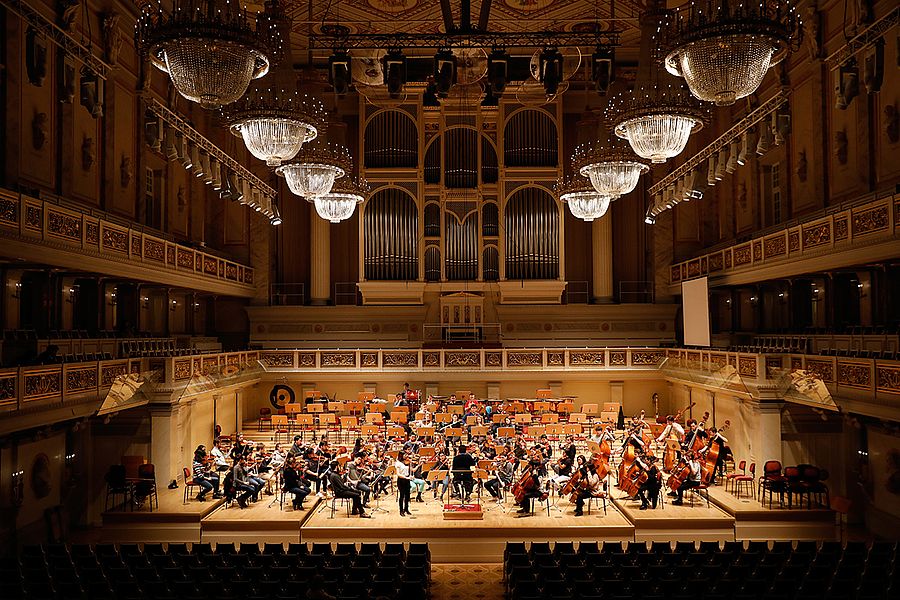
[485,352,502,368]
[85,221,99,245]
[102,227,128,252]
[0,198,18,225]
[788,231,801,252]
[548,352,565,367]
[423,352,441,368]
[609,351,627,367]
[298,353,316,367]
[724,250,733,268]
[753,241,762,262]
[834,217,849,241]
[173,359,192,380]
[166,246,176,265]
[25,205,42,230]
[262,352,294,368]
[0,375,16,405]
[738,356,758,377]
[131,235,142,256]
[361,352,378,368]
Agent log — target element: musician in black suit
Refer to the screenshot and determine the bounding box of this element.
[326,461,370,517]
[450,444,476,502]
[637,455,661,510]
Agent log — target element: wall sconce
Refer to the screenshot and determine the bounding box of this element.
[11,469,25,507]
[856,281,868,299]
[749,295,759,305]
[11,281,22,299]
[140,296,150,309]
[193,302,201,313]
[65,286,77,304]
[108,291,117,306]
[169,299,178,312]
[811,285,822,303]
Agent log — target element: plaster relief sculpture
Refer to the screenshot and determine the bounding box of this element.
[802,3,821,61]
[834,130,849,165]
[796,149,808,182]
[102,13,122,66]
[59,57,75,103]
[81,136,95,171]
[58,0,80,30]
[32,112,48,150]
[25,27,48,86]
[120,156,132,188]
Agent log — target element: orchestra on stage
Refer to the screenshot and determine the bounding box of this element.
[193,385,733,518]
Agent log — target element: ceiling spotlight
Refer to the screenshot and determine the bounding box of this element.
[270,205,283,226]
[757,123,772,155]
[707,156,717,186]
[383,47,407,98]
[591,46,615,96]
[726,140,738,173]
[487,48,509,96]
[329,50,352,96]
[176,133,192,169]
[715,147,727,180]
[434,49,457,98]
[645,214,656,225]
[737,131,750,165]
[163,125,178,160]
[539,47,563,97]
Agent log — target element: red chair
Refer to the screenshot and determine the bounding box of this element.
[732,462,755,499]
[258,408,272,432]
[758,460,786,508]
[725,460,746,493]
[183,467,199,504]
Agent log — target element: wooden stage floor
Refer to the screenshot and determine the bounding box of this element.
[100,482,837,562]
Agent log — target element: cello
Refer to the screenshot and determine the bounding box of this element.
[666,457,693,493]
[619,462,648,498]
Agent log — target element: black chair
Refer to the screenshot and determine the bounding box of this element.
[104,465,131,511]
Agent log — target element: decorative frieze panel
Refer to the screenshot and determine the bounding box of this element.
[100,363,128,386]
[361,352,379,368]
[805,359,835,383]
[671,194,899,285]
[173,359,192,380]
[321,352,357,368]
[507,352,543,367]
[837,361,871,389]
[47,209,81,241]
[24,370,61,401]
[485,352,502,368]
[445,352,480,368]
[632,350,664,366]
[298,353,317,368]
[262,352,294,368]
[0,373,17,406]
[570,351,604,366]
[383,351,418,368]
[65,367,97,392]
[423,352,441,368]
[547,352,565,366]
[876,365,900,394]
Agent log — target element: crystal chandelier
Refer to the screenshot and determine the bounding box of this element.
[222,2,325,166]
[665,1,797,106]
[311,177,369,223]
[609,2,706,163]
[573,139,649,199]
[275,143,352,198]
[555,176,612,222]
[137,0,272,110]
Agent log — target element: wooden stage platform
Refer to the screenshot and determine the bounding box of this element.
[100,483,837,562]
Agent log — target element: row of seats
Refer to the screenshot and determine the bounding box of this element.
[505,541,897,600]
[2,542,431,600]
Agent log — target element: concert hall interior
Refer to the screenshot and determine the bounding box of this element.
[1,0,900,598]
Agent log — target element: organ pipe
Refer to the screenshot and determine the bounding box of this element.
[365,110,417,168]
[364,189,418,280]
[504,109,558,167]
[504,187,559,280]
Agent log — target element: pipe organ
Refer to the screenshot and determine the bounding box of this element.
[445,212,479,280]
[444,128,478,188]
[364,110,418,168]
[503,109,558,167]
[505,187,559,280]
[363,188,419,280]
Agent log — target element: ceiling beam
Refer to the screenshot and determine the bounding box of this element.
[478,0,493,31]
[440,0,455,33]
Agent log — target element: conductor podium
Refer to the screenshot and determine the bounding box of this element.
[442,502,484,520]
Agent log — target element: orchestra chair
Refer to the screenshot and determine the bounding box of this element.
[427,470,448,502]
[121,455,146,479]
[136,463,159,511]
[758,460,787,508]
[347,401,366,416]
[319,413,340,441]
[732,462,756,499]
[258,408,273,432]
[182,467,199,504]
[329,495,353,519]
[585,491,609,515]
[687,483,710,508]
[390,411,408,424]
[271,415,290,444]
[294,414,315,441]
[284,403,303,430]
[340,416,359,444]
[104,464,131,512]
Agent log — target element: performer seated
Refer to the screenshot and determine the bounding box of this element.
[637,455,662,510]
[232,456,263,508]
[485,452,516,501]
[209,438,230,472]
[191,446,220,501]
[327,460,370,517]
[656,415,685,444]
[573,464,606,517]
[346,454,372,506]
[282,456,310,510]
[451,444,477,502]
[516,454,546,514]
[547,455,574,492]
[669,451,702,505]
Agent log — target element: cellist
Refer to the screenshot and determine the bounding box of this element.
[701,427,731,485]
[572,462,605,517]
[515,451,545,515]
[669,451,702,505]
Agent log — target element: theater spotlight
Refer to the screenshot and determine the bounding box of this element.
[591,46,615,95]
[328,50,352,96]
[434,48,457,98]
[487,48,509,96]
[383,48,407,98]
[539,47,563,97]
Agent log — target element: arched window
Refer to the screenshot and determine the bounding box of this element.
[444,128,478,188]
[503,109,558,167]
[504,187,559,279]
[364,110,418,168]
[363,188,418,280]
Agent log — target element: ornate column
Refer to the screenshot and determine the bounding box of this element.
[592,214,614,302]
[309,213,331,305]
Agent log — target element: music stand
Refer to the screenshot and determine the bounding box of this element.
[427,469,448,504]
[371,464,395,514]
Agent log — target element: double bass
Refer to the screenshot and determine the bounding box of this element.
[701,421,730,484]
[619,462,648,498]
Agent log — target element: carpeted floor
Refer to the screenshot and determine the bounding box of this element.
[431,563,504,600]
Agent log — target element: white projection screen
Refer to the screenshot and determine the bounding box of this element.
[682,277,711,347]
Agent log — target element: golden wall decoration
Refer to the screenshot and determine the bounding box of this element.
[632,351,664,366]
[201,357,219,375]
[709,353,727,369]
[852,205,889,236]
[65,367,97,392]
[570,351,604,366]
[144,239,164,261]
[838,362,871,388]
[733,244,752,266]
[383,352,418,368]
[173,359,192,380]
[298,353,317,367]
[507,352,543,367]
[834,217,849,241]
[764,234,786,257]
[0,198,18,225]
[25,205,42,230]
[47,210,81,241]
[423,352,441,367]
[361,353,379,368]
[0,375,16,405]
[204,256,218,275]
[671,265,682,282]
[166,246,176,265]
[100,363,128,386]
[805,359,834,382]
[131,235,142,256]
[485,352,502,367]
[753,241,762,262]
[547,352,565,366]
[876,365,900,394]
[802,222,831,247]
[24,371,61,401]
[708,253,723,272]
[738,356,758,377]
[176,248,194,269]
[321,352,356,367]
[445,352,480,368]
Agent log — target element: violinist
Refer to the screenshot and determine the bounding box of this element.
[244,448,268,495]
[327,460,370,518]
[562,435,577,461]
[287,435,304,458]
[409,454,428,502]
[282,456,310,510]
[538,435,553,460]
[395,452,413,516]
[637,455,661,510]
[573,463,605,517]
[303,448,326,496]
[261,442,286,495]
[191,445,221,501]
[669,451,702,505]
[431,451,451,499]
[230,433,252,463]
[209,438,230,472]
[515,452,545,514]
[548,454,574,492]
[346,454,372,506]
[232,455,263,508]
[485,451,516,501]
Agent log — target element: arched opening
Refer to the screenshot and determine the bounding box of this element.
[364,110,418,168]
[504,187,559,279]
[363,188,419,280]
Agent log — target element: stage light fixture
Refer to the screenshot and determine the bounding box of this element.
[707,156,717,186]
[434,49,457,98]
[329,50,352,96]
[488,48,509,96]
[591,46,615,95]
[383,48,407,98]
[539,47,563,97]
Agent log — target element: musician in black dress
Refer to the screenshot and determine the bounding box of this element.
[637,455,661,510]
